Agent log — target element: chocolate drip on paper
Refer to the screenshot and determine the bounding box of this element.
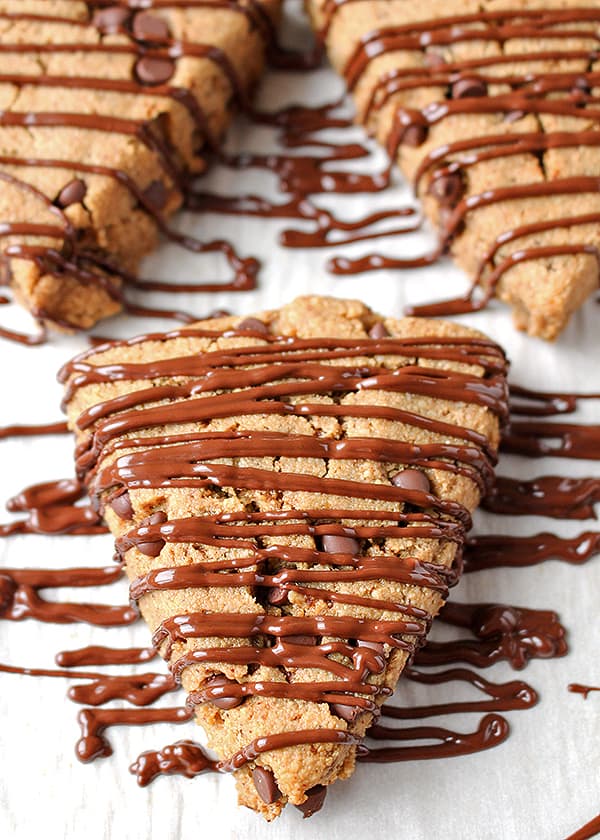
[0,421,68,440]
[568,684,600,700]
[564,813,600,840]
[0,477,106,536]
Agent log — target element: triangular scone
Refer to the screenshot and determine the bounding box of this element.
[0,0,279,330]
[60,295,508,819]
[308,0,600,339]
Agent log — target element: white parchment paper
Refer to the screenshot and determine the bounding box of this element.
[0,5,598,838]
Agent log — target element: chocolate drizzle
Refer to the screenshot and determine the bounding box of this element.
[0,420,68,440]
[564,813,600,840]
[1,339,599,818]
[568,683,600,700]
[57,325,508,768]
[315,4,600,315]
[0,478,107,536]
[0,0,281,338]
[3,331,594,809]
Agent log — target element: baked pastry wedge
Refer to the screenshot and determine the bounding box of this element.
[0,0,279,329]
[59,295,508,819]
[308,0,600,339]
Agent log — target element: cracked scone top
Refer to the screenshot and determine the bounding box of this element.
[308,0,600,339]
[0,0,279,329]
[59,295,508,819]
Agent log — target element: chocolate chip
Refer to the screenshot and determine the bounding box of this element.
[56,179,87,209]
[142,179,168,211]
[252,766,281,804]
[282,635,317,646]
[137,511,167,557]
[206,675,243,710]
[0,574,16,614]
[429,172,464,208]
[110,491,133,521]
[330,702,359,723]
[237,317,269,333]
[402,123,428,147]
[132,11,170,43]
[143,511,168,526]
[321,534,359,555]
[135,57,175,86]
[267,586,289,606]
[392,469,431,493]
[368,321,390,339]
[452,77,488,99]
[92,6,130,34]
[296,785,327,818]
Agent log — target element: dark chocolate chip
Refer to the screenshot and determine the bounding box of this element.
[402,123,428,147]
[237,317,269,333]
[56,179,87,209]
[330,702,359,723]
[137,511,167,557]
[142,179,168,211]
[135,57,176,86]
[132,11,170,43]
[429,172,464,208]
[296,785,327,818]
[206,675,243,710]
[368,321,390,339]
[92,6,130,34]
[110,491,133,521]
[252,766,281,804]
[452,77,488,99]
[321,534,359,555]
[0,574,16,613]
[392,469,431,493]
[267,586,289,606]
[282,635,317,646]
[136,539,165,558]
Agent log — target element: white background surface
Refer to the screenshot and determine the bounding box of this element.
[0,4,598,838]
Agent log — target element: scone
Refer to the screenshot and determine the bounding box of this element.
[308,0,600,339]
[59,295,508,819]
[0,0,280,329]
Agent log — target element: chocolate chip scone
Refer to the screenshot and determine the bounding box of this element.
[308,0,600,339]
[59,295,508,819]
[0,0,279,329]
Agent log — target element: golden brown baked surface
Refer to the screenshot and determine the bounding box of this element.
[307,0,600,339]
[0,0,279,329]
[60,295,508,818]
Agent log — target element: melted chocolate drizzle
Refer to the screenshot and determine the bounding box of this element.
[564,813,600,840]
[315,4,600,315]
[0,0,282,340]
[568,683,600,700]
[0,366,597,810]
[57,327,508,766]
[0,478,107,536]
